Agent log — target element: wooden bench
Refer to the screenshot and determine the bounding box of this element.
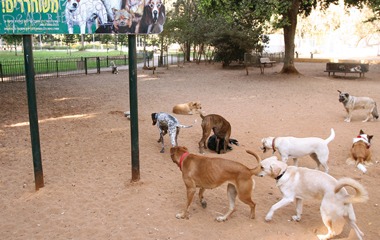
[260,57,276,67]
[324,63,369,78]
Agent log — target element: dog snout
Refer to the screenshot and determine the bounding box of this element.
[153,10,158,22]
[73,2,77,7]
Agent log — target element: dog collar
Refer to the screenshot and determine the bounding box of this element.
[354,135,370,149]
[179,152,189,171]
[275,169,286,181]
[272,137,277,154]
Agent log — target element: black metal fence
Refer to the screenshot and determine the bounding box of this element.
[0,52,184,83]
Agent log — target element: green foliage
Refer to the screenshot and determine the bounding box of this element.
[63,34,76,45]
[207,18,267,66]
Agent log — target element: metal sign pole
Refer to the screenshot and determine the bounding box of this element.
[128,35,140,181]
[23,35,44,190]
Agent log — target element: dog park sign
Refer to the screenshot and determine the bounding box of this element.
[0,0,165,34]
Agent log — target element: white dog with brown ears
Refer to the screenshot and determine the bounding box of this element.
[256,156,368,240]
[260,129,335,173]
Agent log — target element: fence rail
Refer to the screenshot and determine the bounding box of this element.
[0,52,186,83]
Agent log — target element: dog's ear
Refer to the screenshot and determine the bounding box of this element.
[270,163,282,177]
[369,135,374,142]
[337,90,342,93]
[360,129,364,135]
[182,146,189,152]
[345,93,349,98]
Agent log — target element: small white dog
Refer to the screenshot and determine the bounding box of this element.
[260,129,335,173]
[110,61,118,74]
[256,156,368,240]
[65,0,108,34]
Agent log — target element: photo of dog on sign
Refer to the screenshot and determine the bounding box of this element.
[91,0,166,34]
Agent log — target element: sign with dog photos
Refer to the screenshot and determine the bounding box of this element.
[0,0,165,34]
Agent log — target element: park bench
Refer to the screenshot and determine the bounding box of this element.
[324,62,369,78]
[260,57,276,67]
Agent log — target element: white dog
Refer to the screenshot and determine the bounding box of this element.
[110,61,118,74]
[65,0,108,34]
[256,156,368,240]
[260,128,335,173]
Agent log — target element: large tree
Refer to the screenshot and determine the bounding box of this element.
[201,0,370,74]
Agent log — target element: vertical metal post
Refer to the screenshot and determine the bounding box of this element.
[23,35,44,190]
[128,35,140,182]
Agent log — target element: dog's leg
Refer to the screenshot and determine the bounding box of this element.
[216,183,237,222]
[215,138,220,154]
[160,133,165,153]
[236,180,256,219]
[345,109,352,122]
[281,155,289,164]
[343,213,364,240]
[363,111,371,122]
[199,127,212,154]
[293,158,298,167]
[317,213,336,240]
[291,198,303,221]
[265,198,293,221]
[169,127,178,147]
[310,153,329,172]
[223,137,228,154]
[176,185,196,219]
[365,151,373,166]
[199,188,207,208]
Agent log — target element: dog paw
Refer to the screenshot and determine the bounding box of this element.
[264,216,272,221]
[201,201,207,209]
[160,149,165,153]
[291,215,301,222]
[215,216,227,222]
[175,213,185,219]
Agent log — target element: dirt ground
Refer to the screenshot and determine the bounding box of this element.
[1,60,380,240]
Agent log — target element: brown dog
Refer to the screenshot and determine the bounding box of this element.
[199,114,231,154]
[172,101,202,115]
[170,146,261,221]
[347,130,373,172]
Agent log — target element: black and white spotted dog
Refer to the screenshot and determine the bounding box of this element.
[207,134,239,154]
[151,112,197,153]
[110,61,118,74]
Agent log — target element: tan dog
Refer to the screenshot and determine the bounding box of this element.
[170,146,261,221]
[172,101,202,115]
[199,114,231,154]
[338,90,379,122]
[257,156,368,240]
[347,129,373,173]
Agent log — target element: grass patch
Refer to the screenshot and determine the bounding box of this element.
[0,50,129,61]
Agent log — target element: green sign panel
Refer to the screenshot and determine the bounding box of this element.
[0,0,165,34]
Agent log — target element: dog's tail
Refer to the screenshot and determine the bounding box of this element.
[200,113,205,120]
[178,119,197,128]
[245,150,262,175]
[324,128,335,144]
[334,178,368,204]
[373,102,379,119]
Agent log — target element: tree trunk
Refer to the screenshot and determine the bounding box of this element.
[81,34,84,49]
[280,0,300,74]
[186,41,191,62]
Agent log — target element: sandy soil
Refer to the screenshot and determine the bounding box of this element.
[1,61,380,240]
